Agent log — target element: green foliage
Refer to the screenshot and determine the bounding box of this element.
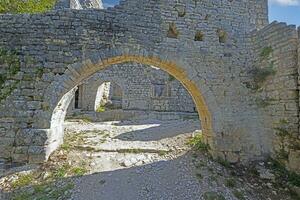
[196,172,203,180]
[0,80,20,101]
[168,74,175,81]
[268,158,300,187]
[71,167,87,176]
[0,0,57,14]
[251,63,276,90]
[53,164,70,178]
[225,178,237,188]
[187,133,210,152]
[0,48,21,101]
[96,105,106,112]
[194,31,204,41]
[255,97,275,108]
[217,29,227,43]
[35,67,44,79]
[11,174,34,189]
[274,127,290,137]
[248,46,276,91]
[276,147,289,160]
[203,191,226,200]
[0,48,20,76]
[167,22,179,39]
[248,166,259,176]
[274,119,291,138]
[60,143,71,151]
[12,181,74,200]
[260,46,273,59]
[216,157,231,168]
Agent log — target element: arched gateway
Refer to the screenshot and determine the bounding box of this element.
[0,0,299,173]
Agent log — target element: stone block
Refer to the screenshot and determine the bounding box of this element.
[288,150,300,173]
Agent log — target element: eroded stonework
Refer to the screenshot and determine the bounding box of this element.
[68,63,197,113]
[0,0,299,173]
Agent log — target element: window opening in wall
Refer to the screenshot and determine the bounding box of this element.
[74,87,80,109]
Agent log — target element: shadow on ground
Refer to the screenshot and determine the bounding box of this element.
[1,151,295,200]
[115,120,201,141]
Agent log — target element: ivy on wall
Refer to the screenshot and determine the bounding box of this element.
[0,0,57,14]
[0,48,21,101]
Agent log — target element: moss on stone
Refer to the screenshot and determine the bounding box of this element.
[0,48,21,101]
[260,46,273,59]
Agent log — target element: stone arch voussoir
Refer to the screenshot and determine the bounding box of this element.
[39,47,222,164]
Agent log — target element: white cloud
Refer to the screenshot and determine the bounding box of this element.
[269,0,300,6]
[103,3,115,8]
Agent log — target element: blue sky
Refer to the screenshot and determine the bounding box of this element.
[103,0,300,26]
[269,0,300,25]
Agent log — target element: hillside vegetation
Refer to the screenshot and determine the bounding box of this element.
[0,0,56,14]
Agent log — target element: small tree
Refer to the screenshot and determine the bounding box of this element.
[0,0,57,14]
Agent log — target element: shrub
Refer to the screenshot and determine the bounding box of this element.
[250,64,276,90]
[225,178,236,188]
[167,23,179,38]
[260,46,273,59]
[96,105,105,112]
[187,133,210,151]
[11,174,34,189]
[0,0,57,14]
[195,31,204,41]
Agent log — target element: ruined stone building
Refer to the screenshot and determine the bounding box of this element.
[0,0,299,174]
[69,63,197,114]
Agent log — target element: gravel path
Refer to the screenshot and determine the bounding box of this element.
[66,119,292,200]
[1,119,295,200]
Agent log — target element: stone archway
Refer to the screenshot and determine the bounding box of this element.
[41,48,218,164]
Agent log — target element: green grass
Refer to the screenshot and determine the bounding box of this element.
[187,134,210,152]
[225,178,237,188]
[81,117,93,123]
[53,164,69,178]
[268,158,300,187]
[274,126,290,138]
[52,163,89,178]
[60,143,71,151]
[158,150,169,156]
[216,157,231,168]
[195,161,206,169]
[11,174,34,189]
[12,181,74,200]
[96,105,106,112]
[71,167,87,176]
[203,191,226,200]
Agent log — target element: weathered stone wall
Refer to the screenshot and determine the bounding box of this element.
[251,22,300,173]
[69,63,196,113]
[0,0,276,165]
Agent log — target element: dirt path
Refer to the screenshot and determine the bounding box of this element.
[0,119,296,200]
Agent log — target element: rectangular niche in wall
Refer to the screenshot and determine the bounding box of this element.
[152,84,171,98]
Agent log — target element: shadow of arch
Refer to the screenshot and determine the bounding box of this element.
[43,47,222,162]
[115,120,201,142]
